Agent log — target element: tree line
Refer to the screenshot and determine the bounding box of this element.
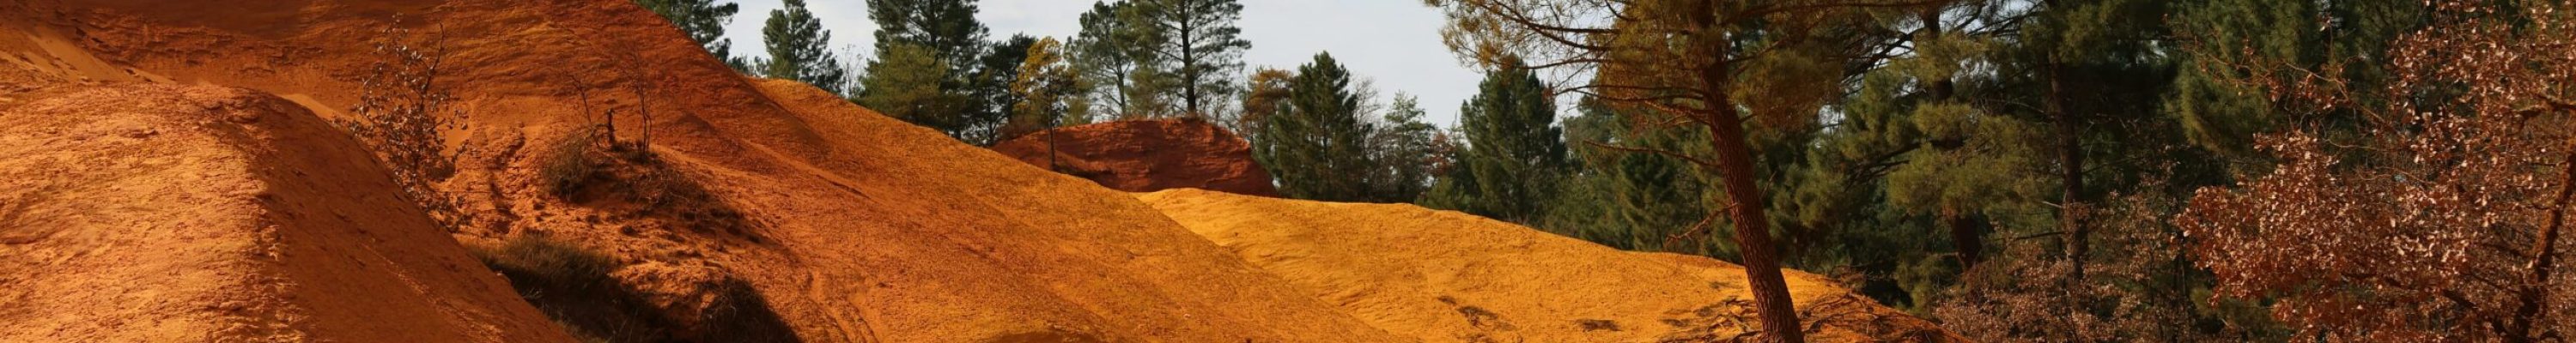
[638,0,1461,204]
[641,0,1268,146]
[639,0,2575,341]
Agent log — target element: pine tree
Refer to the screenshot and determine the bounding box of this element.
[1005,38,1086,171]
[961,34,1038,145]
[2166,0,2421,159]
[1780,2,2041,311]
[1424,61,1567,224]
[633,0,749,72]
[856,43,966,131]
[1130,0,1251,118]
[1425,1,1935,340]
[1005,37,1085,140]
[1528,97,1713,255]
[867,0,987,71]
[1072,1,1173,119]
[1256,52,1376,202]
[1236,67,1293,147]
[858,0,1005,143]
[761,0,849,95]
[1367,94,1441,203]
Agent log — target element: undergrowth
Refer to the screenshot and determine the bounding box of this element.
[472,234,672,342]
[471,234,799,342]
[538,127,759,240]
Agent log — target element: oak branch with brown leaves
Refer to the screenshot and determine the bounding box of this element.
[1421,1,1939,341]
[2176,1,2576,341]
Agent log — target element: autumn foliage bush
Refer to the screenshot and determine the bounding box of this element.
[338,21,470,231]
[2175,2,2576,340]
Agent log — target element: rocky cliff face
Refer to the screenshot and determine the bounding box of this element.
[991,118,1281,197]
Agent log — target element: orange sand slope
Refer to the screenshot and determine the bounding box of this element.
[1139,189,1968,343]
[0,84,575,342]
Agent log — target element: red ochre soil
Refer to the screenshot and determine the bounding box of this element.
[0,0,1966,341]
[990,118,1281,197]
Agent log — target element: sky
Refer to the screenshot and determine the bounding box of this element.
[716,0,1484,128]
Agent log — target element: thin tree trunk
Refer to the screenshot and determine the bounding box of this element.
[1047,129,1061,172]
[2053,63,2087,284]
[2046,59,2092,340]
[1949,213,1984,269]
[1704,111,1805,343]
[2508,130,2576,342]
[1678,2,1801,340]
[1179,4,1200,117]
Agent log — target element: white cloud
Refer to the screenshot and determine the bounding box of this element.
[718,0,1482,127]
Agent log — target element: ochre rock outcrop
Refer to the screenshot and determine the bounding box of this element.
[991,118,1281,196]
[1140,189,1971,343]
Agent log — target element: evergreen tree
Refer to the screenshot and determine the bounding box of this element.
[1236,67,1293,147]
[634,0,749,72]
[961,34,1038,145]
[1131,0,1252,117]
[867,0,987,72]
[1005,37,1086,140]
[1005,38,1088,171]
[761,0,849,95]
[1426,1,1929,340]
[1072,1,1174,119]
[856,43,967,131]
[1783,2,2038,310]
[1423,62,1568,224]
[1529,98,1710,253]
[1781,1,2287,340]
[1366,94,1441,203]
[1255,52,1375,202]
[2166,0,2421,159]
[860,0,1005,143]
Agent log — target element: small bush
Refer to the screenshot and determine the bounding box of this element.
[471,235,799,342]
[542,127,606,199]
[472,234,669,342]
[340,20,471,231]
[535,126,758,239]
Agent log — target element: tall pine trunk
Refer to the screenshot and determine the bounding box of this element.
[1180,10,1199,117]
[1918,9,1985,274]
[1699,51,1803,342]
[1704,111,1804,343]
[1949,214,1985,268]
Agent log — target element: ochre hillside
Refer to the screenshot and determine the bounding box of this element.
[0,0,1956,341]
[1140,189,1967,342]
[1,0,1394,340]
[0,84,574,342]
[991,118,1280,196]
